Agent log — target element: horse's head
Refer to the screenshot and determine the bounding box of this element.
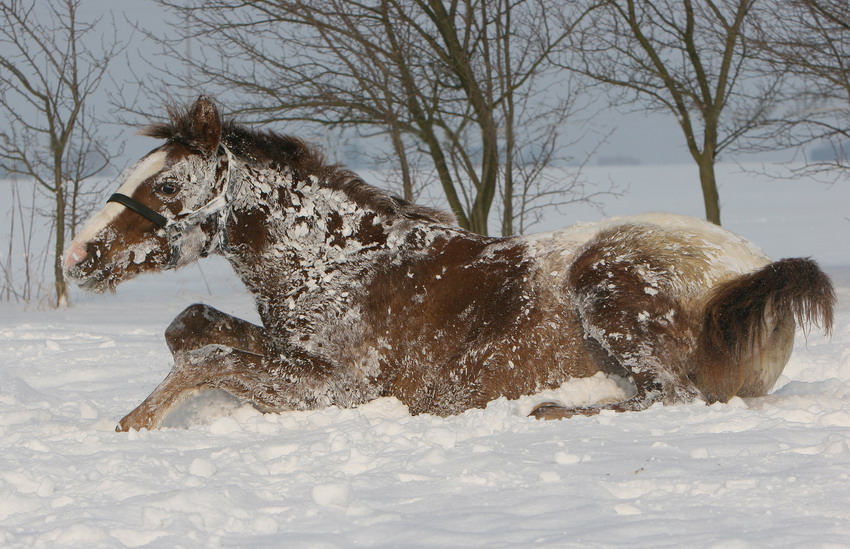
[64,96,231,292]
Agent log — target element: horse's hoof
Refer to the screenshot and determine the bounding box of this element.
[116,413,153,432]
[529,401,574,420]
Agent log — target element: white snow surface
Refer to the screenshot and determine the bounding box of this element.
[2,163,850,547]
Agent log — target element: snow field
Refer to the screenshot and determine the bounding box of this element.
[1,163,849,547]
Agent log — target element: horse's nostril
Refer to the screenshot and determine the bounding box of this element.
[65,241,104,277]
[64,241,89,268]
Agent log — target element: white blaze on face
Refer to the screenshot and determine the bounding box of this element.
[64,151,168,268]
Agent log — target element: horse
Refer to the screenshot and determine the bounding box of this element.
[64,96,835,432]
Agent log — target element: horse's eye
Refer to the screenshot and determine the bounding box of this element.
[156,181,179,195]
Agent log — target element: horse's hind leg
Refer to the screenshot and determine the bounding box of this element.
[532,236,703,420]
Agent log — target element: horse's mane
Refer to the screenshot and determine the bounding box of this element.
[141,105,456,226]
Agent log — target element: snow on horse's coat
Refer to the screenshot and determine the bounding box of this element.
[64,96,835,431]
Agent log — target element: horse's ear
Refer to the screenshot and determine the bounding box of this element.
[188,95,222,156]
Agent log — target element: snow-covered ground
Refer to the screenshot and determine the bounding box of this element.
[1,163,849,547]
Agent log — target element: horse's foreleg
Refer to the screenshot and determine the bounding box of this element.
[117,340,366,431]
[164,303,269,356]
[117,344,288,431]
[118,304,277,431]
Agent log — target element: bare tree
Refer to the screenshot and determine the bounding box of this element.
[1,180,46,303]
[564,0,784,225]
[141,0,599,236]
[0,0,123,306]
[751,0,850,180]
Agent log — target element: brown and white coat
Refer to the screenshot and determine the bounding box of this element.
[64,96,835,431]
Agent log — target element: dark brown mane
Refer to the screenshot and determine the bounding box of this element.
[141,104,455,225]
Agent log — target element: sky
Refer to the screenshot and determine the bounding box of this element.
[68,0,799,171]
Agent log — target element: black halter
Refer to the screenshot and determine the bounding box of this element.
[106,193,168,228]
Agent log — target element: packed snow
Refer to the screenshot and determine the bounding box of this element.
[1,163,849,547]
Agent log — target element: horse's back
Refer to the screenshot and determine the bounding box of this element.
[529,212,771,296]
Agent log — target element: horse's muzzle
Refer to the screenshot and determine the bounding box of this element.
[63,241,111,292]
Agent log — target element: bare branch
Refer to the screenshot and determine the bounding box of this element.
[131,0,599,236]
[0,0,127,306]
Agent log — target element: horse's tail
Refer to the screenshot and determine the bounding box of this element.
[689,258,835,403]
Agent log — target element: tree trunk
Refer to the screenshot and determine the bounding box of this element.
[469,118,500,236]
[697,158,722,225]
[389,125,414,202]
[468,204,490,235]
[499,0,514,237]
[500,102,514,235]
[420,125,471,228]
[501,156,514,237]
[54,184,69,307]
[427,0,499,236]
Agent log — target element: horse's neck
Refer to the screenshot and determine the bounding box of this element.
[222,164,439,325]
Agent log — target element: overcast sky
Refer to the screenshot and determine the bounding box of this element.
[74,0,791,169]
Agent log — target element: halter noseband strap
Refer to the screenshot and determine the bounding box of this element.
[106,193,168,228]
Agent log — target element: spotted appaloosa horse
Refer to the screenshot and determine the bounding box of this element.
[64,96,835,431]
